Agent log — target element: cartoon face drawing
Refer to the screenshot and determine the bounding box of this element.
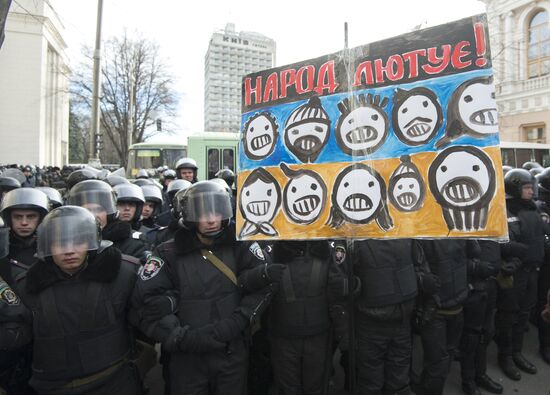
[392,87,442,146]
[436,76,498,149]
[239,168,281,238]
[335,94,389,156]
[242,112,279,160]
[428,146,496,231]
[327,163,393,231]
[388,155,426,212]
[280,163,327,224]
[284,96,331,163]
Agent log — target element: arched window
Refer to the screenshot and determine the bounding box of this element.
[528,10,550,78]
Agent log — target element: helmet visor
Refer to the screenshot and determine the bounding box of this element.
[183,190,233,222]
[67,190,117,215]
[37,214,99,259]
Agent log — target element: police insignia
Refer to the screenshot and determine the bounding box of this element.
[0,285,19,305]
[334,246,346,265]
[139,256,164,281]
[249,242,265,260]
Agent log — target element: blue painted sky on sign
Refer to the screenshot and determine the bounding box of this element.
[239,68,499,171]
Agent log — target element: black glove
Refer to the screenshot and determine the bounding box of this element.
[264,263,286,282]
[213,313,249,342]
[467,258,496,279]
[178,325,226,354]
[142,295,177,323]
[418,272,441,295]
[501,257,522,276]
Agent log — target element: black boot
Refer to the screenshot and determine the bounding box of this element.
[461,380,481,395]
[512,353,537,374]
[475,374,503,394]
[498,355,521,381]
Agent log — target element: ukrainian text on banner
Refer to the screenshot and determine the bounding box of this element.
[237,14,508,241]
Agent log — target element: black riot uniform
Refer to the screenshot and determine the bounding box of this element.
[354,239,426,395]
[414,239,475,395]
[67,180,150,260]
[495,169,546,380]
[0,217,34,394]
[267,240,336,395]
[535,168,550,364]
[459,240,502,395]
[131,181,277,394]
[16,206,141,394]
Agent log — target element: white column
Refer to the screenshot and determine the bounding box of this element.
[504,11,515,82]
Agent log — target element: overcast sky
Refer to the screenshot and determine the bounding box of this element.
[52,0,487,142]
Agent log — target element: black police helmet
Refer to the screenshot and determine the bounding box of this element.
[504,168,534,199]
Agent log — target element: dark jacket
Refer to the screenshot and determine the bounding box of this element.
[16,245,138,392]
[503,198,546,267]
[268,240,335,337]
[131,223,273,343]
[420,239,475,309]
[8,232,38,268]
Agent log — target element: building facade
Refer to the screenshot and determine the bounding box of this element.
[204,23,275,133]
[483,0,550,143]
[0,0,69,166]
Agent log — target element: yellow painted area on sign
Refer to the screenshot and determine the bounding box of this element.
[236,146,508,240]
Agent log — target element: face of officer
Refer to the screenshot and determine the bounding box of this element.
[179,168,195,182]
[117,201,137,222]
[196,212,222,244]
[521,184,534,201]
[51,242,88,275]
[10,209,40,238]
[82,203,108,229]
[142,202,155,219]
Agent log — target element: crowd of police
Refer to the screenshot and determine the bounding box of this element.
[0,156,550,395]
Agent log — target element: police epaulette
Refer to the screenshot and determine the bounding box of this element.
[9,259,31,271]
[122,254,141,266]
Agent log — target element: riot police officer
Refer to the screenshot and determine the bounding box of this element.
[0,188,49,268]
[155,179,192,227]
[67,180,150,259]
[139,184,164,233]
[535,167,550,364]
[355,239,429,395]
[175,157,198,183]
[114,183,145,231]
[267,240,334,395]
[0,217,33,394]
[413,239,477,395]
[16,206,141,394]
[131,181,278,394]
[496,169,546,379]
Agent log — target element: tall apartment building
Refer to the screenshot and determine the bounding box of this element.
[482,0,550,143]
[0,0,70,166]
[204,23,276,133]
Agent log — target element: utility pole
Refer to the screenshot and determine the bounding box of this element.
[127,67,135,152]
[88,0,103,168]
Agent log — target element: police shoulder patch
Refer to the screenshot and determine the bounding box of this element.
[334,245,346,265]
[139,256,164,281]
[0,284,19,305]
[249,242,265,261]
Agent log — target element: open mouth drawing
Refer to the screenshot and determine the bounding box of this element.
[343,193,373,212]
[292,195,320,216]
[251,134,272,150]
[247,200,270,216]
[469,109,498,126]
